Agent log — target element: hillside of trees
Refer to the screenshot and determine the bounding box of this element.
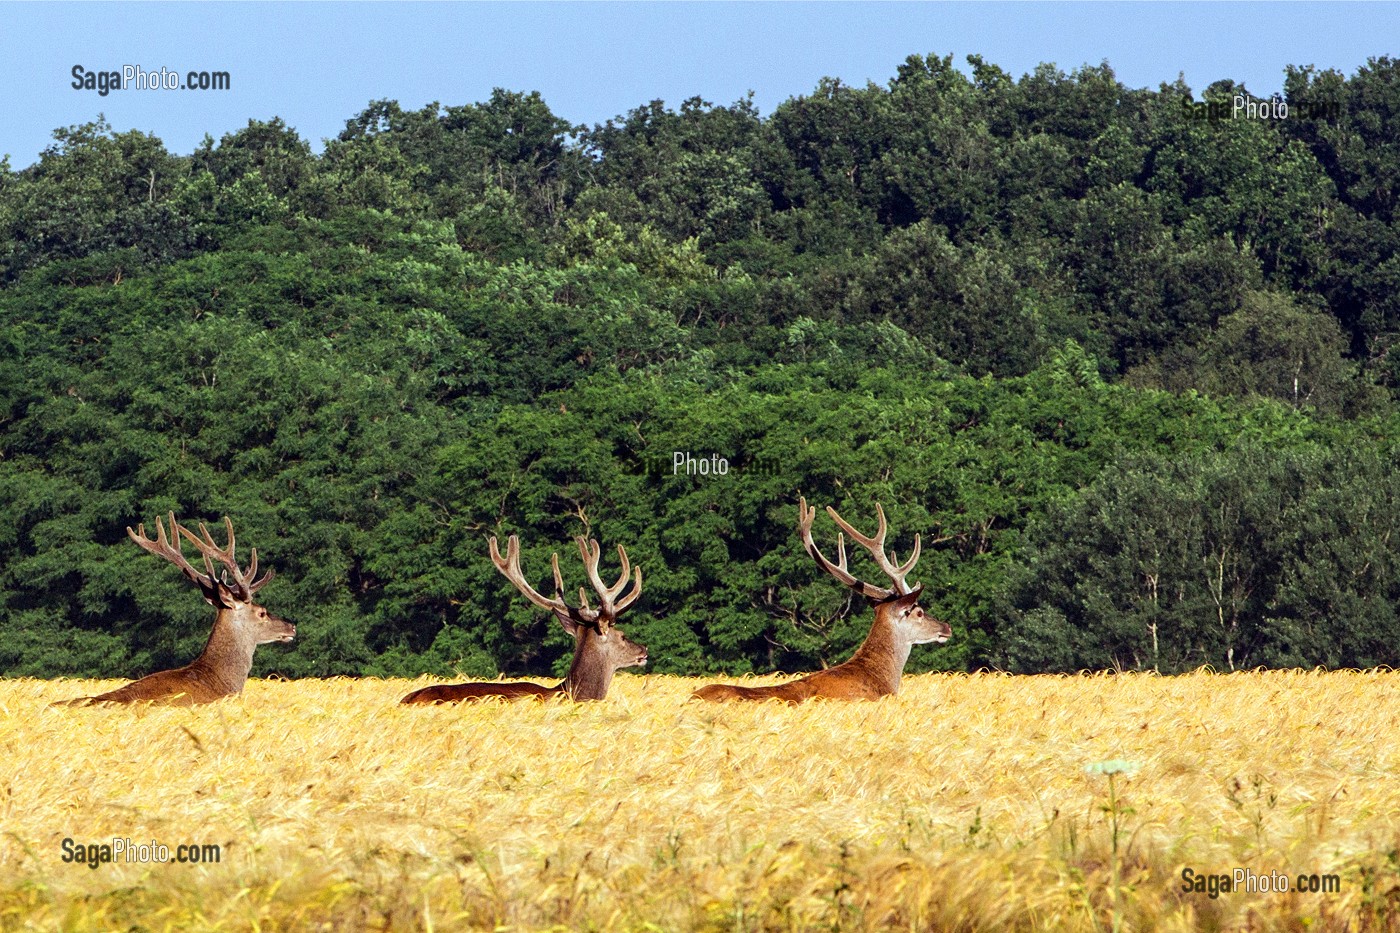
[3,53,1400,678]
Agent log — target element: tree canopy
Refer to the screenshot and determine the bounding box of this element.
[4,53,1400,677]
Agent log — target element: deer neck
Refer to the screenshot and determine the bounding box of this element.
[186,608,259,693]
[561,632,614,701]
[845,607,913,693]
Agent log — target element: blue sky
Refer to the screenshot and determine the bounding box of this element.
[1,2,1394,167]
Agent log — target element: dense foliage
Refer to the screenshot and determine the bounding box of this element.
[4,54,1400,677]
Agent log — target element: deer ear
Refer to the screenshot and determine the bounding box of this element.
[200,581,237,609]
[882,584,924,612]
[553,610,581,636]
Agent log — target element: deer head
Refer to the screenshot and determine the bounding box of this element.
[128,513,296,649]
[798,497,951,647]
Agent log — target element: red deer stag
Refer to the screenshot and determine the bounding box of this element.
[401,534,647,703]
[692,497,951,702]
[58,514,295,706]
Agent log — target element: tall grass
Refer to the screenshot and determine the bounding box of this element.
[3,671,1398,930]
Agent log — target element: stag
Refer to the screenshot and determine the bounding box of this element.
[401,534,648,703]
[692,497,951,702]
[58,514,294,706]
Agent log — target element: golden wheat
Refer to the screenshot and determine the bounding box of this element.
[2,671,1398,931]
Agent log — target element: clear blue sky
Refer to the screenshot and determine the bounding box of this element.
[1,2,1394,167]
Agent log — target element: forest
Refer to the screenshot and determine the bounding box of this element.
[2,53,1399,679]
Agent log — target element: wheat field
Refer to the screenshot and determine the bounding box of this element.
[2,671,1398,931]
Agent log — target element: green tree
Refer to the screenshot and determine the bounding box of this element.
[0,118,193,280]
[1129,290,1378,416]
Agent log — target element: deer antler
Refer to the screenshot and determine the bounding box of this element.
[490,534,642,630]
[825,502,920,595]
[574,536,642,629]
[127,513,219,593]
[128,514,273,602]
[490,535,574,617]
[797,497,921,600]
